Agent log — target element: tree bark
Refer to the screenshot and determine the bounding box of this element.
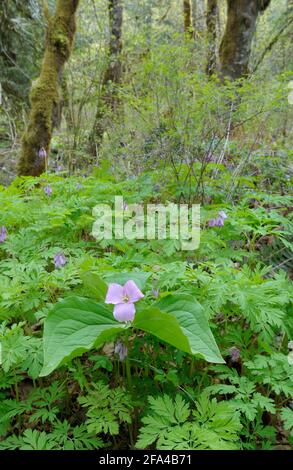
[219,0,271,80]
[206,0,218,76]
[191,0,205,36]
[104,0,123,87]
[183,0,193,38]
[17,0,79,176]
[91,0,123,150]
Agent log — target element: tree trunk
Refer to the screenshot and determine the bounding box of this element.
[206,0,218,76]
[17,0,79,176]
[90,0,123,150]
[104,0,123,87]
[191,0,205,36]
[219,0,271,80]
[183,0,193,38]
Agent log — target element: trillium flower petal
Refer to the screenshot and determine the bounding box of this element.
[113,302,135,322]
[124,280,144,303]
[105,283,124,304]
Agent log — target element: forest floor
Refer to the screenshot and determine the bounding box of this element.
[0,154,292,449]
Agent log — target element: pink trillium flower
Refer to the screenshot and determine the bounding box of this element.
[105,280,144,322]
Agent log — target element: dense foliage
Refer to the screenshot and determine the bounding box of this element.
[0,158,292,449]
[0,0,292,452]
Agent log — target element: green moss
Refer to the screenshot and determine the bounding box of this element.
[18,0,79,176]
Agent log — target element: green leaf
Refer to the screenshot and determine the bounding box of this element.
[40,297,125,377]
[80,271,108,301]
[136,393,241,450]
[103,272,151,290]
[40,292,223,376]
[136,294,224,363]
[134,307,192,354]
[281,408,293,432]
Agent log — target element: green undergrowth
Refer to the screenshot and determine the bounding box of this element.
[0,165,292,450]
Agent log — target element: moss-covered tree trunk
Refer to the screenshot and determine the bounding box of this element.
[219,0,271,80]
[18,0,79,176]
[90,0,123,151]
[183,0,193,38]
[206,0,218,76]
[191,0,205,36]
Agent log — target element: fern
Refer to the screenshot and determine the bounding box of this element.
[0,399,33,423]
[50,420,104,450]
[207,374,275,421]
[21,337,43,379]
[0,429,56,450]
[0,323,29,372]
[0,381,65,430]
[136,392,242,450]
[281,408,293,437]
[0,323,43,378]
[78,381,132,436]
[245,353,293,397]
[0,421,104,450]
[191,264,293,339]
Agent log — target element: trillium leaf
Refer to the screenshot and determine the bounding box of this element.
[134,308,191,353]
[80,271,108,301]
[103,272,151,290]
[40,292,223,377]
[40,296,125,377]
[135,295,224,364]
[155,294,224,364]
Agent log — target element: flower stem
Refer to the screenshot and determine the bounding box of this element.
[189,357,196,379]
[125,357,132,391]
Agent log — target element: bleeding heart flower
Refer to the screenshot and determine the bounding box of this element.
[152,288,159,298]
[218,211,227,220]
[54,252,66,269]
[228,347,241,363]
[38,147,47,159]
[114,341,128,361]
[105,280,144,322]
[208,210,228,228]
[208,218,216,227]
[0,226,7,243]
[44,184,52,196]
[216,216,224,227]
